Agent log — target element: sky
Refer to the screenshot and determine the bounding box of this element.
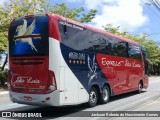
[48,0,160,43]
[0,0,160,42]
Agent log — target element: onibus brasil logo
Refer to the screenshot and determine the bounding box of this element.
[14,19,41,52]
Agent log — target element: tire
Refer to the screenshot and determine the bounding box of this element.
[137,82,143,93]
[100,85,110,104]
[88,87,98,107]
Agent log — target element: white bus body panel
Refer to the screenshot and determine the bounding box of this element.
[9,38,89,106]
[49,38,89,105]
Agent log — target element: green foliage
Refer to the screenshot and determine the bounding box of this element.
[103,24,121,34]
[0,1,97,52]
[79,9,97,23]
[0,70,8,86]
[0,0,46,31]
[103,24,160,65]
[0,32,7,51]
[47,3,97,23]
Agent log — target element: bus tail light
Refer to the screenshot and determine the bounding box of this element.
[47,70,57,93]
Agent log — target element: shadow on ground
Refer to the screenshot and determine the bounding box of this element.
[3,90,146,119]
[0,85,8,91]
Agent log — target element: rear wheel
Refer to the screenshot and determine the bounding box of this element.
[88,87,98,107]
[100,85,110,104]
[137,82,143,93]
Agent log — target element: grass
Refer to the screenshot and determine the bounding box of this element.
[0,85,8,91]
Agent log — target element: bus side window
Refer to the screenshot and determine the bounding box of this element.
[99,41,111,54]
[59,21,87,51]
[142,47,149,75]
[99,36,117,56]
[128,44,142,61]
[111,39,128,57]
[142,47,148,59]
[89,33,99,53]
[115,41,127,57]
[98,36,128,57]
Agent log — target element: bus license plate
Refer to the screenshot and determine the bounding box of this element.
[24,96,32,101]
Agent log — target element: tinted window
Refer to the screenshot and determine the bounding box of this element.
[112,39,127,57]
[9,15,49,56]
[142,47,148,59]
[98,36,127,57]
[59,21,89,51]
[141,47,149,74]
[58,20,127,58]
[128,44,142,61]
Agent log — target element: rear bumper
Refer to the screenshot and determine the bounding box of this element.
[9,90,60,106]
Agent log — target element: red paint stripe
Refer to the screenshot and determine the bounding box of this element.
[15,35,41,39]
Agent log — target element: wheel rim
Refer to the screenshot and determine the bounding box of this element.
[103,88,108,101]
[90,91,97,103]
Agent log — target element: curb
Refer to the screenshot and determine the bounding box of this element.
[0,91,9,95]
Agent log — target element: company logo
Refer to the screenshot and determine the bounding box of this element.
[68,52,86,64]
[11,74,40,84]
[102,58,124,67]
[1,112,42,118]
[87,55,98,85]
[14,19,41,52]
[2,112,11,117]
[102,58,141,68]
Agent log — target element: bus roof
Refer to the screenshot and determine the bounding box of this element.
[48,14,140,46]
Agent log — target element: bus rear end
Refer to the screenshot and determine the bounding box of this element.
[8,15,57,106]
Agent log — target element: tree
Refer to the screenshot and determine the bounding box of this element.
[0,0,45,32]
[46,3,97,23]
[103,24,121,34]
[0,1,97,70]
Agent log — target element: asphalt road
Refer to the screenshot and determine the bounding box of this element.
[0,76,160,120]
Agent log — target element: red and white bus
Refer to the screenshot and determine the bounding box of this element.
[8,14,149,107]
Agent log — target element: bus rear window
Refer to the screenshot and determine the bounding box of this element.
[9,15,49,56]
